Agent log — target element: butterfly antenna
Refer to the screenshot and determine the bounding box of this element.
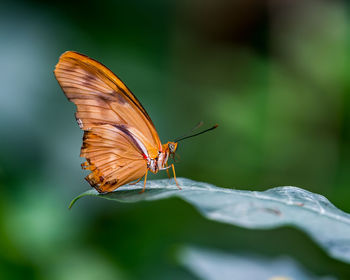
[173,121,204,142]
[191,121,204,132]
[175,124,218,142]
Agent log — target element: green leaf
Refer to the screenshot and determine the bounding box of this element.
[69,178,350,264]
[178,246,334,280]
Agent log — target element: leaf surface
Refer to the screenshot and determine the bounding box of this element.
[70,178,350,264]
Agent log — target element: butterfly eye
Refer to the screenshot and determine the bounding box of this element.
[169,144,174,152]
[169,143,177,153]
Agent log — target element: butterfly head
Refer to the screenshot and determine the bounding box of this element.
[165,141,178,162]
[168,142,178,154]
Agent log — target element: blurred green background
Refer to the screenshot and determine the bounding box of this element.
[0,0,349,279]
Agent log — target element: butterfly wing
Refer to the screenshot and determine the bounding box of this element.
[54,51,161,155]
[54,51,160,192]
[81,124,147,193]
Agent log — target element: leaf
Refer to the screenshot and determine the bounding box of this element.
[69,178,350,264]
[178,246,335,280]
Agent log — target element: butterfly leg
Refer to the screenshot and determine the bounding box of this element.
[129,176,144,185]
[165,163,171,179]
[139,170,148,194]
[171,164,182,190]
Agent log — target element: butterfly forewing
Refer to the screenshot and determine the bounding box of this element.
[54,51,160,192]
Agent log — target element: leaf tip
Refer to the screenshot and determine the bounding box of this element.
[68,189,100,209]
[68,197,78,209]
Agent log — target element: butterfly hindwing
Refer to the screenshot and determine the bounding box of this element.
[81,124,147,193]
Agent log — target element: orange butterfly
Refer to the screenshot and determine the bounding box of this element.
[54,51,217,193]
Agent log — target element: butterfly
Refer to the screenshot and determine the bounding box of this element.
[54,51,217,193]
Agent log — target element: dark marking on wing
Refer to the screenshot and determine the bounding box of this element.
[114,124,144,155]
[61,85,117,102]
[108,179,118,186]
[116,92,127,104]
[82,74,98,88]
[62,67,76,73]
[99,94,116,103]
[85,73,97,81]
[85,175,99,189]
